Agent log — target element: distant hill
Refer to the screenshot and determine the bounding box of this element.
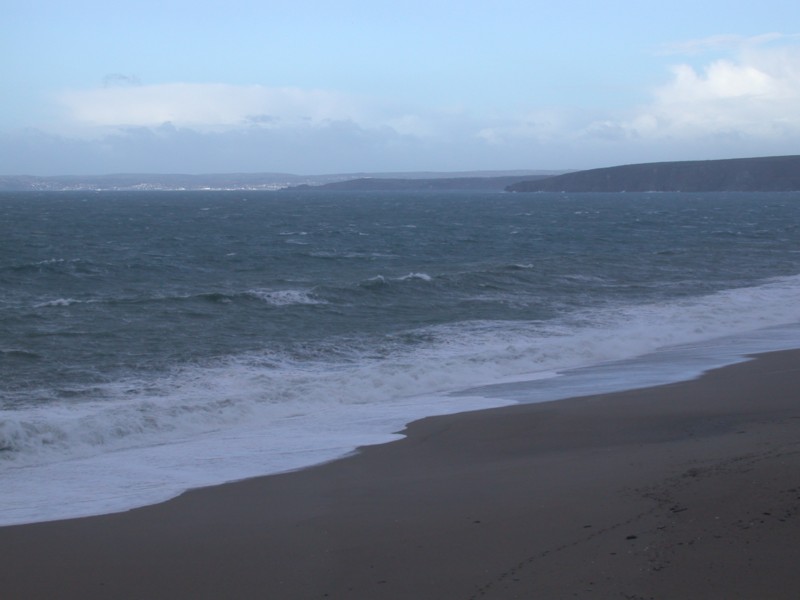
[0,170,559,192]
[292,174,554,192]
[506,155,800,193]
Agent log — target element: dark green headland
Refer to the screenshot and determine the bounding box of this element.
[507,155,800,193]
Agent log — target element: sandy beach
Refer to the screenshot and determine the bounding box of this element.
[2,349,800,599]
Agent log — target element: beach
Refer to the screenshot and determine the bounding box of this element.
[2,348,800,599]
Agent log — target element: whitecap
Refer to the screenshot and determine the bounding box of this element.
[399,272,433,282]
[247,289,325,306]
[34,298,82,308]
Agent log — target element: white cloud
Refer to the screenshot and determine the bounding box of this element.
[600,36,800,142]
[383,114,436,137]
[55,34,800,154]
[471,35,800,167]
[59,83,379,130]
[55,82,468,150]
[475,108,578,145]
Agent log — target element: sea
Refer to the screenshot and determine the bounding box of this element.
[3,189,800,526]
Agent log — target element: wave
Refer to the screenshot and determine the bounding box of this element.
[10,258,72,270]
[4,274,800,525]
[308,251,397,260]
[28,288,327,310]
[6,274,800,467]
[360,275,387,289]
[0,349,42,360]
[33,298,85,308]
[359,272,434,289]
[179,289,327,307]
[5,258,105,275]
[246,289,326,306]
[398,272,433,282]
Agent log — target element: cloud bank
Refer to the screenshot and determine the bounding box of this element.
[480,34,800,147]
[625,35,800,140]
[3,34,800,175]
[60,84,376,130]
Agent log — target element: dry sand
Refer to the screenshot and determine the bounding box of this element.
[2,349,800,599]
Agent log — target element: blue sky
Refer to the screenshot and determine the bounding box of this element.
[3,0,800,174]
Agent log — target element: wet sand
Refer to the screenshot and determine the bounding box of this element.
[2,349,800,599]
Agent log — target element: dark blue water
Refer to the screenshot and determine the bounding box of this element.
[2,190,800,524]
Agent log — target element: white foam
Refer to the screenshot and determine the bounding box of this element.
[247,289,326,306]
[4,274,800,525]
[0,393,513,525]
[399,272,433,282]
[33,298,82,308]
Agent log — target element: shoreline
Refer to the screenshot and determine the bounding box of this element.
[2,349,800,598]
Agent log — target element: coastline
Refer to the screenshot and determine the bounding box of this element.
[2,349,800,599]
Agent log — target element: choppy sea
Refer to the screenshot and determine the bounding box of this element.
[2,190,800,525]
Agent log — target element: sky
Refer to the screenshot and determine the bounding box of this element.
[2,0,800,175]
